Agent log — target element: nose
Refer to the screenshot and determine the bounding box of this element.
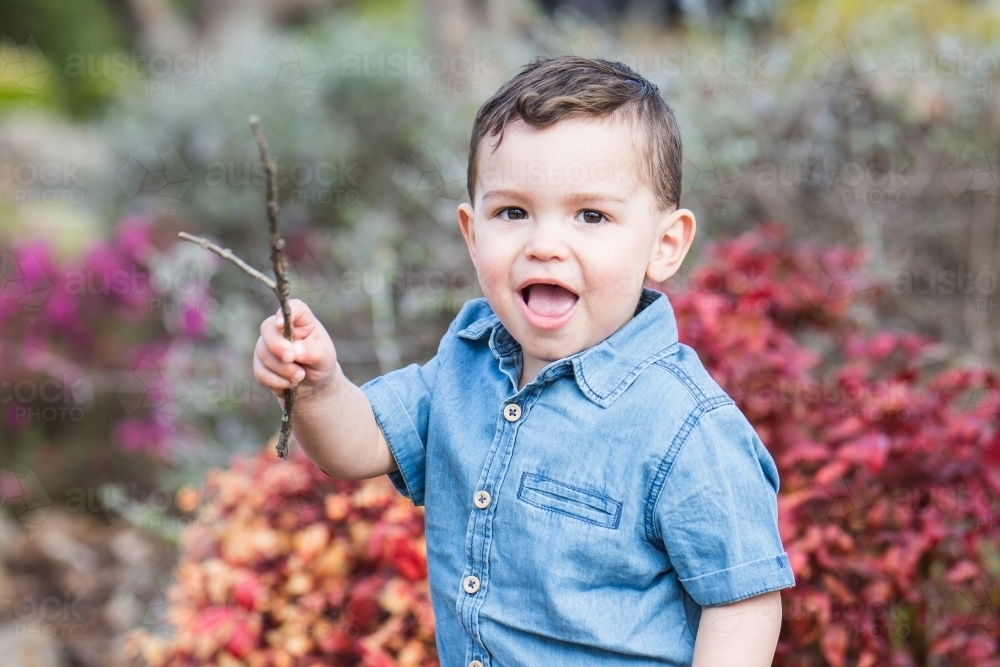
[523,215,569,262]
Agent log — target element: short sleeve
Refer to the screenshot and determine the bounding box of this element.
[360,353,440,507]
[651,402,795,606]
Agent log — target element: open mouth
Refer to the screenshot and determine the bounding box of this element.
[518,282,579,323]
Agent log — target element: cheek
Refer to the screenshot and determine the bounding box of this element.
[471,247,511,294]
[472,226,516,283]
[586,251,647,298]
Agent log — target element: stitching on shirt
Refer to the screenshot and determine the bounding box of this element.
[517,472,623,529]
[572,359,603,405]
[456,318,494,340]
[643,396,733,544]
[469,407,535,654]
[653,359,710,404]
[682,552,795,605]
[701,583,795,606]
[679,552,791,583]
[575,342,680,406]
[602,343,681,403]
[370,377,422,504]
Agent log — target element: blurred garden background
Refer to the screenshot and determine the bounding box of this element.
[0,0,998,665]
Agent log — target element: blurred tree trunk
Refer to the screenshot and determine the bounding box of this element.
[484,0,514,37]
[105,0,195,56]
[105,0,351,56]
[424,0,479,62]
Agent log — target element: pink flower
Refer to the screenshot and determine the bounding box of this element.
[112,416,172,455]
[115,215,155,263]
[180,304,208,338]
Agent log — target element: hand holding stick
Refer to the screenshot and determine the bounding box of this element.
[178,115,296,459]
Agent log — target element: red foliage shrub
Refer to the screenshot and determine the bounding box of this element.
[134,223,999,666]
[126,440,436,667]
[666,223,999,667]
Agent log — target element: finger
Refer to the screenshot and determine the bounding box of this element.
[261,317,295,362]
[256,337,305,381]
[254,353,299,391]
[290,334,335,370]
[275,299,319,338]
[275,299,312,327]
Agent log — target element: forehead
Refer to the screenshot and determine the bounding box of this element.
[477,115,646,199]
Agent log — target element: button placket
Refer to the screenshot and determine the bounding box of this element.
[459,385,536,667]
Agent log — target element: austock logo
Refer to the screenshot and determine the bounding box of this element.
[116,144,193,210]
[249,461,328,528]
[0,35,52,96]
[111,575,192,637]
[2,374,93,425]
[535,24,597,61]
[681,142,744,208]
[941,578,999,635]
[943,143,997,201]
[801,35,878,91]
[250,35,328,103]
[0,250,53,322]
[804,467,879,530]
[392,142,466,206]
[803,247,879,313]
[63,48,220,97]
[0,469,53,534]
[115,359,193,423]
[236,230,332,309]
[918,576,1000,637]
[954,362,999,416]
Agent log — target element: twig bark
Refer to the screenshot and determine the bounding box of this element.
[176,232,277,291]
[175,115,296,460]
[249,115,295,460]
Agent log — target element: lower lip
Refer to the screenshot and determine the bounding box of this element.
[517,289,578,331]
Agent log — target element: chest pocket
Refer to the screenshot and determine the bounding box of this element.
[517,472,622,529]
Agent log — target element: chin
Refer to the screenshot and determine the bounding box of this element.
[524,339,577,362]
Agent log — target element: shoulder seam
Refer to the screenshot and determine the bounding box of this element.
[643,395,734,545]
[652,358,728,405]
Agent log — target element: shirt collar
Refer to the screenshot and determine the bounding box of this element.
[456,287,680,407]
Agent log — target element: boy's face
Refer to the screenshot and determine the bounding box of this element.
[457,114,695,370]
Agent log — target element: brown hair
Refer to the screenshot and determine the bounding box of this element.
[466,55,683,212]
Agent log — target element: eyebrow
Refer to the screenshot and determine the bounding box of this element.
[481,189,628,205]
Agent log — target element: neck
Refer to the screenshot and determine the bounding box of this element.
[518,353,549,391]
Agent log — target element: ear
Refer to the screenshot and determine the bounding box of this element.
[646,207,696,283]
[457,202,478,268]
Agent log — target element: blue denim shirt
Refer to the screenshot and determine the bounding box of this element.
[360,287,795,667]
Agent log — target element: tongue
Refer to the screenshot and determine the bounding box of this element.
[525,284,578,317]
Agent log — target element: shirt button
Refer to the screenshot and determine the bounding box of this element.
[462,575,481,594]
[469,661,485,667]
[503,403,521,421]
[473,490,492,509]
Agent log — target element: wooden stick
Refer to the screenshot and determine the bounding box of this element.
[176,232,277,291]
[249,114,295,460]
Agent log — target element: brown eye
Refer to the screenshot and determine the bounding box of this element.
[501,207,527,220]
[579,210,605,225]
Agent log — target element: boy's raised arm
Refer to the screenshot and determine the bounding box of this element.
[253,298,397,479]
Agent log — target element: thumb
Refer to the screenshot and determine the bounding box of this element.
[291,330,336,371]
[276,300,322,346]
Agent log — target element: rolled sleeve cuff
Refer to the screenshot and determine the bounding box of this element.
[361,375,427,506]
[680,552,796,607]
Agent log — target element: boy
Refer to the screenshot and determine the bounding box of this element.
[254,56,795,666]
